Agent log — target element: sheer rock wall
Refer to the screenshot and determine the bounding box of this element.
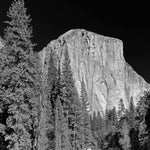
[39,29,150,114]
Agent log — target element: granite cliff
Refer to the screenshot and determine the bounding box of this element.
[39,29,150,114]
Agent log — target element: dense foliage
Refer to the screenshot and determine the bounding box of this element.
[0,0,41,149]
[0,0,150,150]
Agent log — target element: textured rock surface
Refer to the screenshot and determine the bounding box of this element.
[39,29,150,114]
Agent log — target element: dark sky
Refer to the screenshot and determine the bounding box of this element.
[0,0,150,83]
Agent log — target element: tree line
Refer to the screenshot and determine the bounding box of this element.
[0,0,150,150]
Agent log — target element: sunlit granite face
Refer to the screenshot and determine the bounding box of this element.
[39,29,150,114]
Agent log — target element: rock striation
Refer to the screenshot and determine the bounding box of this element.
[39,29,150,114]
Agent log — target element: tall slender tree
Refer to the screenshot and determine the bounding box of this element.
[51,58,72,150]
[55,95,71,150]
[0,0,41,149]
[118,98,125,119]
[61,45,82,150]
[119,119,131,150]
[127,97,135,129]
[80,78,93,149]
[55,97,62,150]
[37,51,58,150]
[126,97,140,150]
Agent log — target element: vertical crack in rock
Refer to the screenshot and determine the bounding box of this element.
[39,29,150,114]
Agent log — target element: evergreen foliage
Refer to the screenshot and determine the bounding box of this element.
[54,59,72,150]
[118,98,125,119]
[137,91,150,149]
[127,97,136,129]
[80,78,93,149]
[119,119,131,150]
[127,97,139,150]
[0,0,41,149]
[61,46,81,149]
[45,51,58,150]
[55,96,71,150]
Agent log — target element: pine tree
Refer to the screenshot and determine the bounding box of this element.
[0,78,7,149]
[91,111,97,132]
[72,94,83,150]
[126,97,140,149]
[61,46,82,150]
[0,46,9,149]
[105,108,111,131]
[37,95,53,150]
[137,91,150,149]
[128,97,136,129]
[52,58,72,150]
[119,119,131,150]
[102,108,118,149]
[0,0,41,149]
[55,96,71,150]
[37,51,58,150]
[55,97,62,150]
[118,98,125,119]
[111,107,118,127]
[89,112,97,149]
[47,51,59,112]
[80,78,93,150]
[96,111,106,149]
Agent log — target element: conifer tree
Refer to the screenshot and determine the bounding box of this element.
[126,97,140,149]
[55,96,61,149]
[72,93,83,150]
[102,108,118,149]
[137,91,150,149]
[90,111,100,149]
[37,97,53,150]
[128,96,136,129]
[47,51,59,112]
[52,59,71,150]
[95,111,106,149]
[61,46,81,150]
[37,51,58,150]
[0,0,41,149]
[91,111,97,132]
[111,107,118,127]
[80,78,93,149]
[55,97,62,150]
[118,98,125,119]
[55,95,71,150]
[119,119,131,150]
[0,83,7,149]
[105,108,111,130]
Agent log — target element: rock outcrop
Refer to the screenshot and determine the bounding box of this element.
[39,29,150,114]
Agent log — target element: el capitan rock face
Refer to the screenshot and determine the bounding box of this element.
[39,29,150,114]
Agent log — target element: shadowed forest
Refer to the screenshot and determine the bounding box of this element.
[0,0,150,150]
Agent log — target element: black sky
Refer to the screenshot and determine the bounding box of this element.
[0,0,150,83]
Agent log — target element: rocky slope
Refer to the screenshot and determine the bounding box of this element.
[39,29,150,114]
